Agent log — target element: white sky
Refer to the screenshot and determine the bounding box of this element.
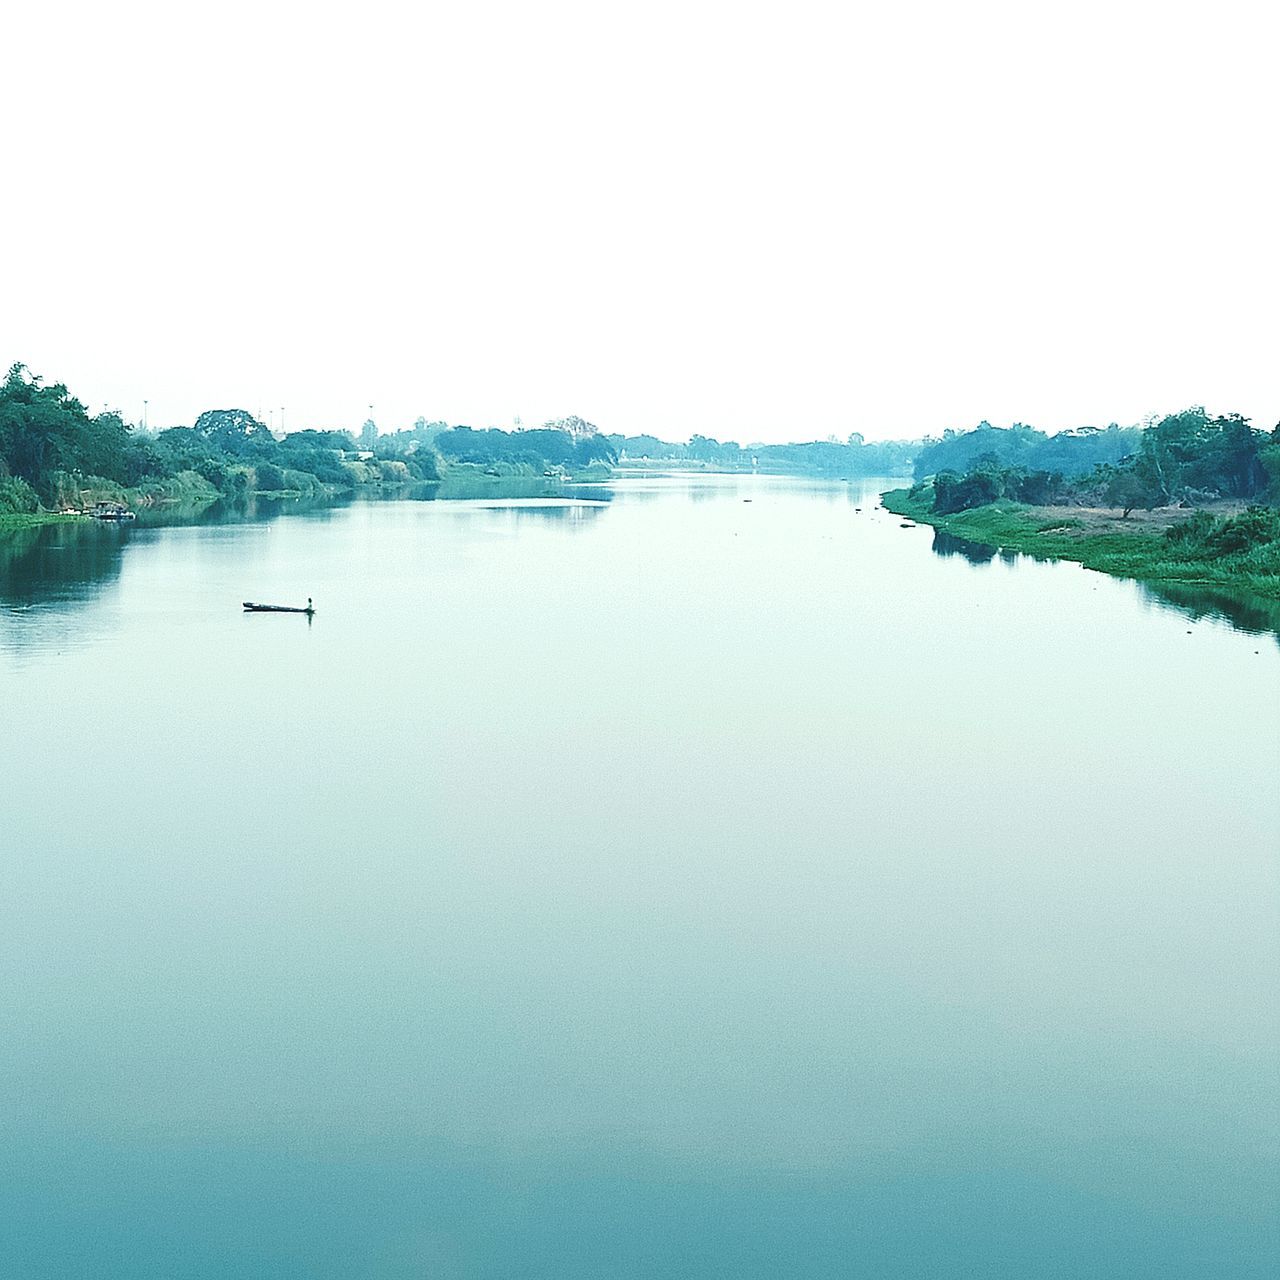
[2,0,1276,443]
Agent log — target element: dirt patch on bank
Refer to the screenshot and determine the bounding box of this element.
[1028,502,1249,538]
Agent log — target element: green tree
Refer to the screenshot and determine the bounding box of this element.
[0,364,136,501]
[1103,467,1153,518]
[192,409,274,457]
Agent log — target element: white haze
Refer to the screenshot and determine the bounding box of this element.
[2,0,1276,443]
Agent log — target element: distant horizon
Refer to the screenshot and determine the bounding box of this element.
[7,358,1272,449]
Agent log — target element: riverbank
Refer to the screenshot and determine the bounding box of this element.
[0,472,221,531]
[881,488,1280,600]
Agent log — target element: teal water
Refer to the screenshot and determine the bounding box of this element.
[2,475,1277,1278]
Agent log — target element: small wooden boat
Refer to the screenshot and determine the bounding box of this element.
[243,598,315,615]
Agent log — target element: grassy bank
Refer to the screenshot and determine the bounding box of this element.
[1,470,226,532]
[882,488,1280,600]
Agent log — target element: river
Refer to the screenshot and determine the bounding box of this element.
[2,474,1276,1278]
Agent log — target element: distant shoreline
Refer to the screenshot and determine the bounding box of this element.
[880,488,1280,601]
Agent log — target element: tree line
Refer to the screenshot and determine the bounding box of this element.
[7,362,1275,526]
[917,409,1279,517]
[913,422,1142,482]
[0,366,645,516]
[604,432,916,476]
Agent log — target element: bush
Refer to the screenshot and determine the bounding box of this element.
[280,468,325,496]
[933,468,1002,514]
[1009,469,1063,505]
[406,450,439,482]
[1165,507,1280,556]
[49,472,127,508]
[0,474,39,514]
[1208,507,1280,555]
[194,459,251,497]
[1164,512,1216,546]
[255,462,286,491]
[275,444,350,486]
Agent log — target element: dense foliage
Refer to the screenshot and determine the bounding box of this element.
[0,365,161,507]
[1164,506,1280,564]
[0,365,442,513]
[1122,409,1273,505]
[916,409,1279,517]
[913,423,1140,482]
[931,460,1067,514]
[432,423,616,472]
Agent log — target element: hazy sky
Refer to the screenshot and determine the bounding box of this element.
[3,1,1275,443]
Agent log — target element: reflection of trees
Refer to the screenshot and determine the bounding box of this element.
[421,476,587,502]
[1,495,357,624]
[926,524,1279,641]
[570,487,614,504]
[132,492,352,528]
[930,529,996,564]
[0,521,128,609]
[402,475,616,525]
[1141,581,1280,642]
[482,502,610,529]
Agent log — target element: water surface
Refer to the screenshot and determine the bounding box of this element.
[2,475,1277,1277]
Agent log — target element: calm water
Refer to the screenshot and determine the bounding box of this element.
[2,475,1277,1278]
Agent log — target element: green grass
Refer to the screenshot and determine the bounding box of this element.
[881,488,1280,601]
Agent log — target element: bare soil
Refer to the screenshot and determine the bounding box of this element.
[1030,501,1250,538]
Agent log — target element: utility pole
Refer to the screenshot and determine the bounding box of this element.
[280,406,286,434]
[143,399,148,431]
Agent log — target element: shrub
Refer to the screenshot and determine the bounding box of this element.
[0,474,39,514]
[1207,507,1280,555]
[934,468,1002,514]
[255,462,286,491]
[1165,507,1280,556]
[407,450,440,482]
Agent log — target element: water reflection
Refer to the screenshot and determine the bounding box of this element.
[0,520,129,610]
[397,475,616,522]
[409,476,589,502]
[568,486,615,504]
[1141,580,1280,642]
[476,502,611,528]
[1,496,355,618]
[600,472,881,506]
[927,526,1280,640]
[5,484,1278,650]
[131,491,352,529]
[0,485,617,650]
[930,529,997,564]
